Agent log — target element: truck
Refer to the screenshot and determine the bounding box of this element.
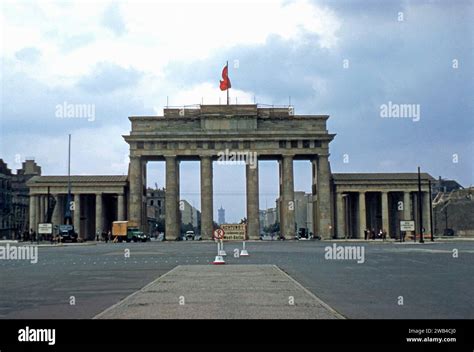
[112,221,149,242]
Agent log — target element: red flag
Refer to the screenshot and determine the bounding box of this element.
[219,64,231,91]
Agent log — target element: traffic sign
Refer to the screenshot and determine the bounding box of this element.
[214,228,225,240]
[38,223,53,234]
[400,220,415,231]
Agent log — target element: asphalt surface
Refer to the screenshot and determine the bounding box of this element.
[1,240,473,319]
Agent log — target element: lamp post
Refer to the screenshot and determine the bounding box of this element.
[417,167,424,243]
[429,180,434,242]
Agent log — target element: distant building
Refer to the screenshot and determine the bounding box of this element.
[275,192,313,234]
[181,199,200,229]
[12,159,42,236]
[433,176,464,196]
[218,205,225,224]
[294,192,313,232]
[260,207,277,233]
[146,187,165,235]
[146,188,165,219]
[0,159,13,239]
[0,159,41,239]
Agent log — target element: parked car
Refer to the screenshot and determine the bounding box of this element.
[58,224,78,242]
[185,230,195,240]
[443,228,455,236]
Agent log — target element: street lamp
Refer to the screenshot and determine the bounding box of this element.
[417,167,424,243]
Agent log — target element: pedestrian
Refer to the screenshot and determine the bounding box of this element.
[371,228,376,240]
[364,229,368,240]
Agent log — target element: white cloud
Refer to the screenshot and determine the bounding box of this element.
[1,125,130,176]
[1,0,341,86]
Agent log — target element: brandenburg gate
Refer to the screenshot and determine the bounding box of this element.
[26,104,434,241]
[124,104,335,240]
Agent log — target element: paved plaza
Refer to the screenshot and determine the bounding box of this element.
[1,240,473,319]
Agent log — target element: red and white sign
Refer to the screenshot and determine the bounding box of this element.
[213,228,225,240]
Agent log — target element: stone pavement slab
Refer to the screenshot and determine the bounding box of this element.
[94,264,344,319]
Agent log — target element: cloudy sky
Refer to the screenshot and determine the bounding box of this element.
[1,0,472,222]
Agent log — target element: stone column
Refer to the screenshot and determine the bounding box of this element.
[128,156,143,229]
[423,191,431,236]
[358,192,366,238]
[200,156,213,240]
[176,159,181,235]
[38,195,44,224]
[280,155,295,239]
[165,156,179,240]
[52,194,61,226]
[95,193,103,236]
[336,192,345,239]
[141,159,148,231]
[381,191,389,237]
[403,192,411,220]
[402,191,411,238]
[73,194,81,239]
[311,158,319,237]
[317,155,332,239]
[246,162,260,240]
[117,193,125,221]
[29,195,37,232]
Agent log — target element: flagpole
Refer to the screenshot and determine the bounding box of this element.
[226,60,229,105]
